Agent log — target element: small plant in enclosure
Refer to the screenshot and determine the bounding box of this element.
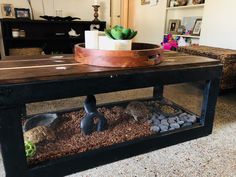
[105,25,138,40]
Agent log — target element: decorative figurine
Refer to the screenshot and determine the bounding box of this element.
[80,95,107,135]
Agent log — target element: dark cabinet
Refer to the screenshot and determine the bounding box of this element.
[0,19,106,58]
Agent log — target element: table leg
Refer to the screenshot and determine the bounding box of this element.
[0,106,28,177]
[153,85,164,100]
[200,79,220,133]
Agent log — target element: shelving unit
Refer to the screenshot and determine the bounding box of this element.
[164,0,206,45]
[164,33,200,39]
[0,19,106,58]
[166,4,204,10]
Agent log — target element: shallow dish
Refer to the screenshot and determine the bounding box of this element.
[74,42,163,68]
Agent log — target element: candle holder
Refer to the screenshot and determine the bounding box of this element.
[92,5,100,22]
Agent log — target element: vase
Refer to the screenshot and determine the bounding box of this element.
[99,36,132,51]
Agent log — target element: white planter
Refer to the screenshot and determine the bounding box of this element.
[99,36,132,51]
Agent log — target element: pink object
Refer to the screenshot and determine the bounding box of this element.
[162,33,178,51]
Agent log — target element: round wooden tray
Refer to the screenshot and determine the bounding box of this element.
[74,43,163,68]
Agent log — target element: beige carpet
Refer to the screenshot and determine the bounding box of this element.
[1,84,236,177]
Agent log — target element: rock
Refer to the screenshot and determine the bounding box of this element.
[159,124,169,132]
[182,122,192,127]
[186,115,197,123]
[147,119,153,125]
[24,126,56,144]
[168,117,177,124]
[150,126,160,133]
[177,121,185,125]
[179,113,188,118]
[153,119,161,126]
[170,123,180,129]
[158,115,166,120]
[161,119,168,124]
[169,127,175,131]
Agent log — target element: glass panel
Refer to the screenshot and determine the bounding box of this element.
[22,83,203,166]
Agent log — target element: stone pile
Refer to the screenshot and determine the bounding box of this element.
[149,112,198,133]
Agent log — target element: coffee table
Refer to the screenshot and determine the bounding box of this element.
[0,53,222,177]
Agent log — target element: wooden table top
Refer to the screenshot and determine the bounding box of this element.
[0,52,220,85]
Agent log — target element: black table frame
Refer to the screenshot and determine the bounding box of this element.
[0,64,222,177]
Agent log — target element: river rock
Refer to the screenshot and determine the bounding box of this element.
[170,123,180,129]
[168,117,177,124]
[158,115,166,120]
[186,115,197,123]
[150,126,160,133]
[153,119,161,126]
[159,124,169,132]
[177,120,185,125]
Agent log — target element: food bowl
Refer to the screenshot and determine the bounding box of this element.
[74,42,163,68]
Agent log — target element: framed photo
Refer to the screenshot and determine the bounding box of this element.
[141,0,150,5]
[1,4,15,18]
[168,19,181,34]
[14,8,31,19]
[192,18,202,36]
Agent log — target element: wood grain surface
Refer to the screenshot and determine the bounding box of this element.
[0,52,220,84]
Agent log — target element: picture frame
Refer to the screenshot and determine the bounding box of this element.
[168,19,181,34]
[141,0,150,5]
[14,8,31,19]
[1,4,15,18]
[192,18,202,36]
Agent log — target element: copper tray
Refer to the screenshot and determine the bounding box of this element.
[74,43,163,68]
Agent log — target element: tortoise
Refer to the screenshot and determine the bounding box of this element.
[125,101,151,121]
[23,126,56,144]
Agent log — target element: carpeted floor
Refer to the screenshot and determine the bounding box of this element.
[1,84,236,177]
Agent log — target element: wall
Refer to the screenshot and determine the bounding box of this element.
[200,0,236,50]
[0,0,110,25]
[128,0,167,45]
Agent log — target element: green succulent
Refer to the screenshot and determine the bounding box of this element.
[25,141,37,158]
[105,25,137,40]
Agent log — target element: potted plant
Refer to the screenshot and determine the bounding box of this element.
[99,25,137,50]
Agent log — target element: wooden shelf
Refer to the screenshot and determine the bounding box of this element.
[164,34,200,39]
[166,4,204,10]
[6,37,83,41]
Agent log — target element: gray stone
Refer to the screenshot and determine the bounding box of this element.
[161,119,168,124]
[168,117,176,124]
[187,115,197,123]
[150,126,160,133]
[179,113,187,118]
[158,115,166,120]
[170,123,180,129]
[169,127,176,131]
[182,122,192,127]
[159,124,169,132]
[177,121,185,125]
[153,119,161,126]
[147,119,153,125]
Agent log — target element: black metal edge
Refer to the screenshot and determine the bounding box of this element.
[27,125,209,177]
[0,65,222,106]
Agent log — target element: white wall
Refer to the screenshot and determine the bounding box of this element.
[0,0,110,25]
[129,0,167,45]
[200,0,236,50]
